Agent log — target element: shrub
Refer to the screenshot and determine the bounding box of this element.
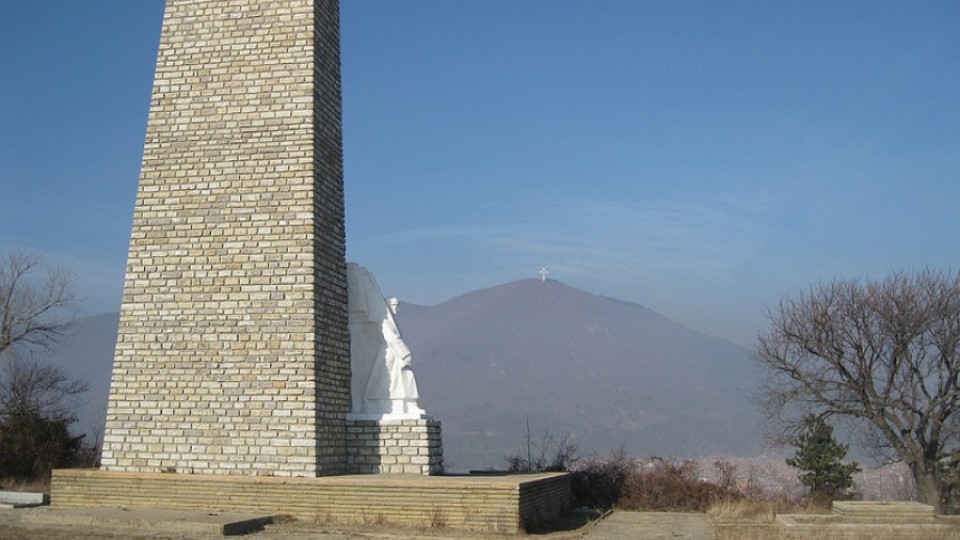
[569,453,741,511]
[0,407,88,481]
[506,433,742,512]
[617,457,739,512]
[570,449,633,509]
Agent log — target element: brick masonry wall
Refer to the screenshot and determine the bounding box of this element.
[345,418,443,475]
[101,0,349,477]
[53,470,573,534]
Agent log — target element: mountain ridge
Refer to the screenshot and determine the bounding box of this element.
[399,278,762,470]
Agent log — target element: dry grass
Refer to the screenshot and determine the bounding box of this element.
[708,497,827,523]
[713,523,780,540]
[709,497,818,540]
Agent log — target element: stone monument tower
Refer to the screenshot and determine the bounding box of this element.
[51,2,569,527]
[101,0,351,477]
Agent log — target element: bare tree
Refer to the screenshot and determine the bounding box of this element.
[0,252,78,357]
[506,431,580,473]
[0,355,90,479]
[756,269,960,512]
[0,354,87,418]
[0,253,89,480]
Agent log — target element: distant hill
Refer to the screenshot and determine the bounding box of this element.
[401,279,763,471]
[40,312,119,439]
[39,279,763,471]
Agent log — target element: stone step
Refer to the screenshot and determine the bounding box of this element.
[0,491,48,508]
[832,501,935,523]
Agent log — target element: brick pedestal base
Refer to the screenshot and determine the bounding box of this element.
[345,417,442,475]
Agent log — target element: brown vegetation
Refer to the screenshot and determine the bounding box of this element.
[565,449,957,539]
[569,452,741,511]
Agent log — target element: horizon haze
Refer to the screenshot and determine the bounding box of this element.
[46,277,764,471]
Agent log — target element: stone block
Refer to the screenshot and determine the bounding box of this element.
[0,491,48,508]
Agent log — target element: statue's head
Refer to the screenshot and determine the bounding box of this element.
[388,297,400,315]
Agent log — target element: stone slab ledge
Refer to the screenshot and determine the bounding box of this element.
[0,491,48,508]
[20,506,272,536]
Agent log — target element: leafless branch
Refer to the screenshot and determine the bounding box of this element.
[0,353,88,419]
[0,252,78,357]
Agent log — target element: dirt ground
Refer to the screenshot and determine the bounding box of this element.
[0,508,717,540]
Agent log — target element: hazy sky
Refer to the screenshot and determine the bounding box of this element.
[2,1,958,347]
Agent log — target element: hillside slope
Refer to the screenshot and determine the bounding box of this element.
[41,312,119,438]
[400,279,762,470]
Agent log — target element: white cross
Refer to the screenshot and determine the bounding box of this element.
[539,267,549,282]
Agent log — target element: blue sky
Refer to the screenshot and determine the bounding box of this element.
[2,1,958,347]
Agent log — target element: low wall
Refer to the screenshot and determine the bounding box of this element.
[51,469,571,534]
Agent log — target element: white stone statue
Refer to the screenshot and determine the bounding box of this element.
[346,263,425,418]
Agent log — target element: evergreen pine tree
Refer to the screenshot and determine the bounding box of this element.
[786,415,861,502]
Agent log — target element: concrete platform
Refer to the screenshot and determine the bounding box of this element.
[51,469,572,534]
[777,501,960,539]
[19,506,272,536]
